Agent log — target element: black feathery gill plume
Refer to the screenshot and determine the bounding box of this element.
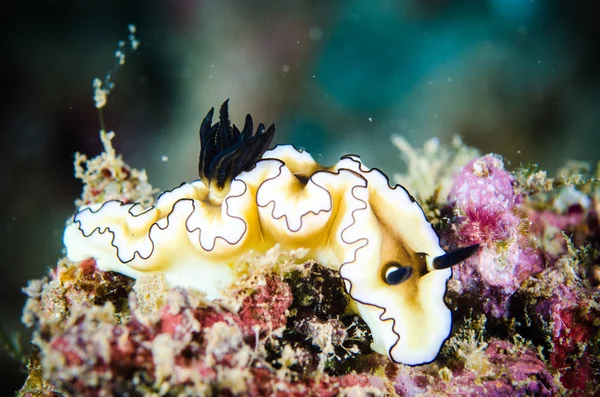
[199,100,275,189]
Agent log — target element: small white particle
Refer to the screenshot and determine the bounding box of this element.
[161,155,169,162]
[128,24,140,50]
[282,65,290,73]
[368,117,373,122]
[130,36,140,50]
[115,50,125,65]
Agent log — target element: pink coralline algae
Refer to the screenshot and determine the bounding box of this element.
[443,154,600,395]
[517,245,600,396]
[548,305,597,392]
[523,181,599,394]
[20,258,387,396]
[446,154,544,318]
[394,339,560,397]
[237,276,293,335]
[15,140,600,396]
[19,247,573,397]
[529,200,598,262]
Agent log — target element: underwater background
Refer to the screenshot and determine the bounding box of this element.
[1,0,600,393]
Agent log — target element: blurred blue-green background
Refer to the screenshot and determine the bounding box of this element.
[2,0,599,392]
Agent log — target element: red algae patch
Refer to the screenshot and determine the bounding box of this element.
[17,135,600,396]
[20,255,389,396]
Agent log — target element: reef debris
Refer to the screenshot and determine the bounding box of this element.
[16,134,600,396]
[445,154,544,318]
[20,253,386,396]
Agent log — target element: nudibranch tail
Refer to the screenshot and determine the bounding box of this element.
[199,100,275,193]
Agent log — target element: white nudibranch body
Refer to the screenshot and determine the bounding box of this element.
[64,102,472,366]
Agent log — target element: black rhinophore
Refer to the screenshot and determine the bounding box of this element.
[432,244,480,270]
[198,100,275,188]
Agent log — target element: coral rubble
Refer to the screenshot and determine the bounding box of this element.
[16,135,600,396]
[20,255,385,396]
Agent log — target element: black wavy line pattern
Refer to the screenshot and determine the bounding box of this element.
[337,154,452,365]
[339,154,417,203]
[71,145,448,365]
[185,179,249,251]
[335,183,407,365]
[339,154,445,246]
[249,153,406,360]
[73,178,249,264]
[262,143,309,159]
[256,162,335,233]
[259,148,423,365]
[75,200,162,264]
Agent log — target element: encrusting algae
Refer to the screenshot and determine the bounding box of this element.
[13,25,600,397]
[17,123,600,396]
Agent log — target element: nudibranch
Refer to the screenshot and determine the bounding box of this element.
[64,100,479,366]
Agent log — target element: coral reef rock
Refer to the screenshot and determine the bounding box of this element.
[16,139,600,396]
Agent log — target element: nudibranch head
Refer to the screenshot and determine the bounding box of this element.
[63,100,478,367]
